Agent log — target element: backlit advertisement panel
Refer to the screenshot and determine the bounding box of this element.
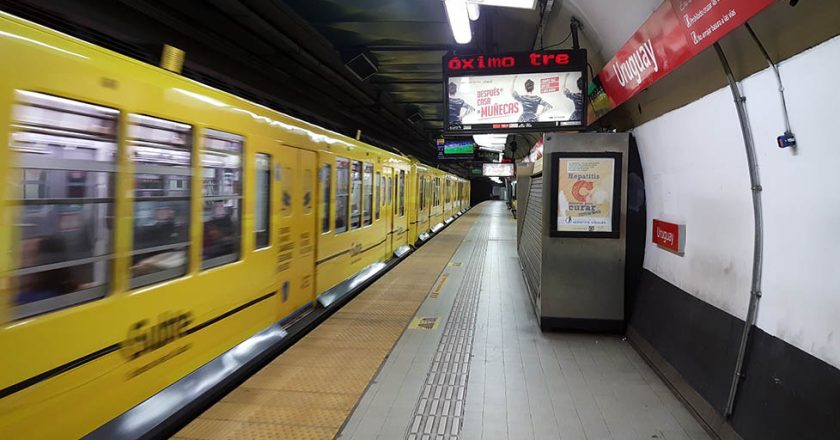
[447,72,584,131]
[549,152,622,238]
[482,163,514,177]
[444,50,587,134]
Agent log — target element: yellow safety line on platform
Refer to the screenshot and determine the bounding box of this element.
[173,208,479,440]
[430,273,448,298]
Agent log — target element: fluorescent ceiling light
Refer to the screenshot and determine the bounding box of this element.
[467,3,480,21]
[465,0,537,9]
[444,0,472,44]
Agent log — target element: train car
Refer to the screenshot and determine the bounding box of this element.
[427,167,447,232]
[408,162,430,245]
[0,11,468,439]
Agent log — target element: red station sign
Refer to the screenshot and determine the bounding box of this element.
[652,219,685,254]
[589,0,775,119]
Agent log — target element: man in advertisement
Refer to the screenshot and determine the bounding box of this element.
[511,76,553,123]
[564,76,585,122]
[448,82,475,127]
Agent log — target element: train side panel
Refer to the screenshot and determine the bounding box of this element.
[0,12,468,438]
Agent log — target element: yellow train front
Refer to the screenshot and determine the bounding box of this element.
[0,12,469,439]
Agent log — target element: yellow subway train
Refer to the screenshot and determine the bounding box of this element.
[0,11,469,439]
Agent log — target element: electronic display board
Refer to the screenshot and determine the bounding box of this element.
[444,49,587,134]
[445,140,474,155]
[437,138,475,160]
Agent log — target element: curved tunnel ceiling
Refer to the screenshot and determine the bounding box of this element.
[4,0,831,169]
[560,0,661,61]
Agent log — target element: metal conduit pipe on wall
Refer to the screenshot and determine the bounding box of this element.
[713,42,765,418]
[744,22,796,149]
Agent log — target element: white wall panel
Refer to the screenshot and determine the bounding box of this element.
[634,88,754,320]
[743,35,840,369]
[633,35,840,369]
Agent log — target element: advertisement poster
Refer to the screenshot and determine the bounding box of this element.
[448,71,584,132]
[482,163,514,177]
[556,157,615,233]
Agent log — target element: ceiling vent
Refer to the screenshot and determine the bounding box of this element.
[407,111,424,124]
[345,52,378,81]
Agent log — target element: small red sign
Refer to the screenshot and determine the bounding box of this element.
[652,219,685,254]
[540,76,560,94]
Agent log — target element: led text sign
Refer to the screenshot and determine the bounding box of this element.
[447,52,572,72]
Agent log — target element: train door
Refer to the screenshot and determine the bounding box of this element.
[392,168,408,247]
[382,166,393,253]
[275,145,316,320]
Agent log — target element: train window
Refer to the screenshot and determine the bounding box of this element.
[128,114,192,288]
[380,174,386,207]
[335,157,349,233]
[303,169,313,215]
[363,163,373,226]
[393,173,399,214]
[375,171,381,220]
[201,129,242,269]
[399,170,405,217]
[320,163,331,233]
[418,176,425,211]
[255,153,271,249]
[426,179,431,208]
[350,161,362,229]
[387,176,392,205]
[424,176,429,210]
[445,179,451,204]
[9,91,117,320]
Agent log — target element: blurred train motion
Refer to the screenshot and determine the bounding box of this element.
[0,11,469,438]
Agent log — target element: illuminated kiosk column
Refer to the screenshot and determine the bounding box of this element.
[518,132,629,331]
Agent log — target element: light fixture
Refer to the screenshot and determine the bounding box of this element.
[465,0,537,9]
[473,133,508,151]
[467,3,480,21]
[444,0,472,45]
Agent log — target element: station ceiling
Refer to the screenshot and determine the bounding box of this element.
[5,0,832,169]
[0,0,543,169]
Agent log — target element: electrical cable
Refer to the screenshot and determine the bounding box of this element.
[540,30,572,50]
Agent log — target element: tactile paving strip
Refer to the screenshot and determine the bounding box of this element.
[173,209,479,440]
[405,217,490,440]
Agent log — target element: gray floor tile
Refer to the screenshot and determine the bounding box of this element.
[340,202,712,440]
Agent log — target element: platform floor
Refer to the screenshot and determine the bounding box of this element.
[340,202,712,440]
[175,201,712,440]
[174,207,477,440]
